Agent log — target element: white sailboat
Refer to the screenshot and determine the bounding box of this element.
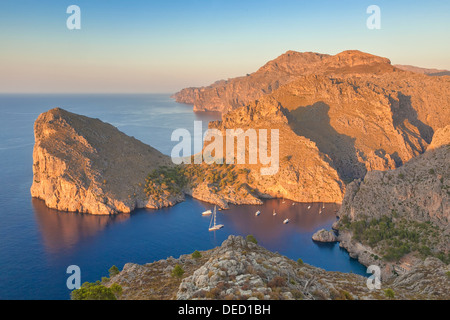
[283,219,290,224]
[202,209,212,216]
[307,205,311,210]
[255,210,261,216]
[273,209,277,216]
[208,206,224,231]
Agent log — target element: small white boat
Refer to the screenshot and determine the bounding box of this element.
[282,199,285,203]
[255,210,261,216]
[283,219,290,224]
[202,209,212,216]
[307,205,311,210]
[273,209,277,216]
[209,206,224,231]
[319,209,322,214]
[292,202,296,206]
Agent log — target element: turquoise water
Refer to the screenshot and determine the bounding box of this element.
[0,94,367,300]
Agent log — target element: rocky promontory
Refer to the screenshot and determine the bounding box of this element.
[30,108,181,215]
[81,235,449,300]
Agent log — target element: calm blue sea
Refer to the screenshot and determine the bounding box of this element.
[0,94,367,300]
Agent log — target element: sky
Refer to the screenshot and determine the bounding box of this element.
[0,0,449,93]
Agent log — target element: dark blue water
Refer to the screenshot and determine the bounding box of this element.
[0,94,367,300]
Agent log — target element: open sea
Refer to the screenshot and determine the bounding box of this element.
[0,94,367,300]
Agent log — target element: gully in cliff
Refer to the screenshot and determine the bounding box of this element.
[171,121,279,175]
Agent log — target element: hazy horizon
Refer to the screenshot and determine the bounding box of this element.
[1,0,449,93]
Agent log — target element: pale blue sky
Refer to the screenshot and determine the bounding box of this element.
[0,0,449,93]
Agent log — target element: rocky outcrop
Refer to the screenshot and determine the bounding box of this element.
[103,235,449,300]
[427,125,450,150]
[31,108,181,215]
[312,229,337,242]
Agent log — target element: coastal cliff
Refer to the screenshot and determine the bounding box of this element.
[30,108,182,215]
[334,139,449,279]
[30,108,269,214]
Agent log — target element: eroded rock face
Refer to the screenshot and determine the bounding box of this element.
[30,108,180,215]
[335,144,449,279]
[338,145,449,229]
[207,96,346,203]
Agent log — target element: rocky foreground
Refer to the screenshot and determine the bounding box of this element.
[101,235,449,300]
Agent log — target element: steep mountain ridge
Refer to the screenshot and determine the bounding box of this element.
[173,50,400,113]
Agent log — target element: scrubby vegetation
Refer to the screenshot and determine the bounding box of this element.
[171,264,185,278]
[191,250,202,259]
[144,165,187,199]
[340,215,449,263]
[246,235,258,244]
[144,161,254,199]
[71,281,123,300]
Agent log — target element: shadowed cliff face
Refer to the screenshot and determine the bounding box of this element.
[288,102,366,181]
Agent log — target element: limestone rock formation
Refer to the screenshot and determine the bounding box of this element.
[30,108,272,214]
[103,235,449,300]
[312,229,338,242]
[175,50,450,184]
[30,108,180,215]
[427,125,450,150]
[334,144,449,279]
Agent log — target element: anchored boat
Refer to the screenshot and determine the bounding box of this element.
[208,206,224,231]
[202,209,212,216]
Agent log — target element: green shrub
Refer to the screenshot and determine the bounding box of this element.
[71,281,117,300]
[110,283,123,297]
[297,258,304,265]
[171,264,185,278]
[192,250,202,259]
[384,288,395,299]
[108,265,120,278]
[246,235,258,244]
